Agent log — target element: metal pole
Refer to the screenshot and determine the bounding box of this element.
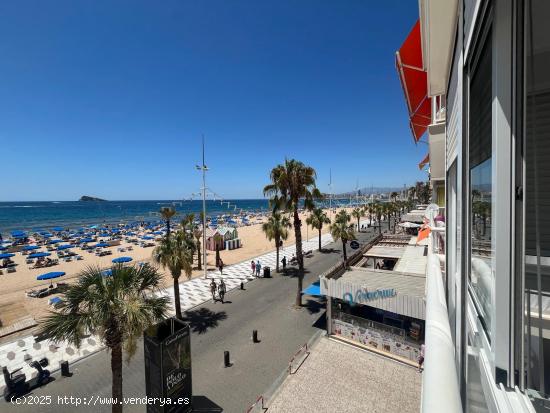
[202,138,207,279]
[196,135,208,279]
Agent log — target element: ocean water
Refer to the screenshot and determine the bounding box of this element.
[0,200,272,235]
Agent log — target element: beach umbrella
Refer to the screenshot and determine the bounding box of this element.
[48,239,62,244]
[22,245,40,251]
[112,256,132,264]
[101,269,113,277]
[42,233,53,238]
[28,252,51,258]
[153,231,163,235]
[0,253,15,259]
[94,242,109,248]
[11,230,27,238]
[36,271,65,281]
[141,235,154,240]
[52,227,64,232]
[57,244,72,250]
[75,237,94,244]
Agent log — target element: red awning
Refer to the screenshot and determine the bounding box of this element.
[418,153,430,170]
[396,20,431,143]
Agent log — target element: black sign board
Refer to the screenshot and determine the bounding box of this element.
[350,240,360,250]
[144,318,192,413]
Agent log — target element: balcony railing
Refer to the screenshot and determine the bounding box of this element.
[421,210,462,413]
[432,94,446,125]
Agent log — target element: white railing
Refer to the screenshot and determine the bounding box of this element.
[432,94,446,124]
[421,232,462,413]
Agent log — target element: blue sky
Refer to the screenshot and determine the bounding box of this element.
[0,0,427,201]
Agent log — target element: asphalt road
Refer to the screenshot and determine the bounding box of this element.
[2,228,379,413]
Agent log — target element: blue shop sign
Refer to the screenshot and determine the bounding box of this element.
[343,288,397,305]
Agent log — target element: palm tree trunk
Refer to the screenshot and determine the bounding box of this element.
[378,216,382,234]
[293,207,304,307]
[357,218,360,232]
[111,343,123,413]
[318,228,322,251]
[342,240,347,264]
[196,240,202,270]
[166,219,171,237]
[275,243,280,273]
[173,276,182,319]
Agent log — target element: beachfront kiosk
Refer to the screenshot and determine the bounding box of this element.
[321,266,426,363]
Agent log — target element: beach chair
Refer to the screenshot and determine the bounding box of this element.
[76,255,83,260]
[26,259,33,265]
[7,267,16,273]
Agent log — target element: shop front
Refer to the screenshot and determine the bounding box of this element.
[321,267,426,363]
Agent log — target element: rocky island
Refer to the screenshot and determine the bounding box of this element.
[79,195,106,202]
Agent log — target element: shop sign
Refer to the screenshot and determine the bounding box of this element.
[343,287,396,305]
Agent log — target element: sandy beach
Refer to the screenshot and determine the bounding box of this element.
[0,207,361,334]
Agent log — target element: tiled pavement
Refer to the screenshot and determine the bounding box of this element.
[267,337,422,413]
[0,233,334,389]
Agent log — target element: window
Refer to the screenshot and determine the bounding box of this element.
[468,29,494,340]
[523,0,550,398]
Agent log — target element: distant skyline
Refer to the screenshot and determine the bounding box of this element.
[1,1,427,201]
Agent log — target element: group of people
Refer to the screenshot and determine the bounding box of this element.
[210,278,227,303]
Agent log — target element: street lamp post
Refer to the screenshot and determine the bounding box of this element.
[196,136,208,279]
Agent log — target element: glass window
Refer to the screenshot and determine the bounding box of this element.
[468,30,494,340]
[524,0,550,398]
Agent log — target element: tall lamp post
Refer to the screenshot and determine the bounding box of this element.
[196,136,208,279]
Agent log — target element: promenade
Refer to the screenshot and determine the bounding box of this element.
[1,226,378,412]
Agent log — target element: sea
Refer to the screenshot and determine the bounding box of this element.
[0,200,273,235]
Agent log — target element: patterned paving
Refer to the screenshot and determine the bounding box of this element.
[0,233,334,389]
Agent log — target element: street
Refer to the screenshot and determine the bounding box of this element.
[2,228,378,413]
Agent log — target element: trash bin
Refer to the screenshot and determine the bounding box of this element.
[263,266,270,278]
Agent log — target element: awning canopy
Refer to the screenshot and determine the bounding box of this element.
[396,20,431,142]
[302,280,322,297]
[418,153,430,170]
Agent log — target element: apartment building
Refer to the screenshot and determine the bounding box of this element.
[397,1,549,411]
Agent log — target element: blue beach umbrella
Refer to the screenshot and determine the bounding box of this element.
[36,271,65,281]
[101,269,113,277]
[94,242,109,248]
[0,246,6,251]
[48,239,62,244]
[22,245,40,251]
[0,253,15,259]
[112,256,132,264]
[141,235,154,240]
[52,227,64,232]
[11,230,27,238]
[42,233,53,238]
[28,252,51,258]
[57,244,72,250]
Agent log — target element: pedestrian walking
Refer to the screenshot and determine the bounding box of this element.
[251,260,256,275]
[219,259,224,275]
[256,260,262,277]
[281,256,287,272]
[218,279,226,303]
[418,343,425,372]
[210,279,218,302]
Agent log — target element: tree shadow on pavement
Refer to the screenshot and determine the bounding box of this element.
[182,308,227,335]
[303,298,325,315]
[320,248,340,254]
[283,268,310,278]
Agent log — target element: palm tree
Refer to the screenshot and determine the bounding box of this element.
[390,191,399,202]
[264,159,322,306]
[193,227,202,270]
[153,231,194,319]
[38,264,169,413]
[160,207,177,237]
[351,207,363,232]
[262,212,291,273]
[306,207,330,251]
[330,210,356,265]
[374,203,383,234]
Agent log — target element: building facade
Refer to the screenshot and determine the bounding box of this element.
[398,0,550,411]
